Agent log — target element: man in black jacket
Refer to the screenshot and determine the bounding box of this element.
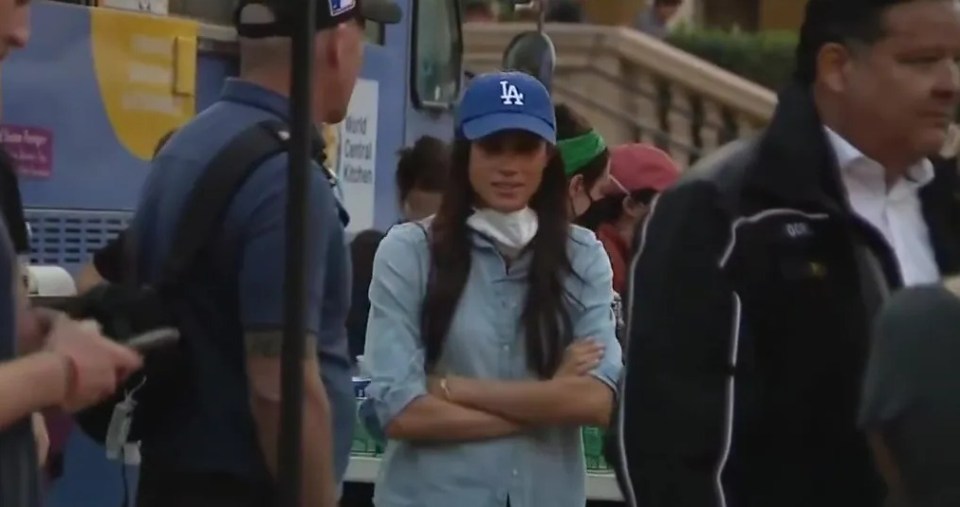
[616,1,960,506]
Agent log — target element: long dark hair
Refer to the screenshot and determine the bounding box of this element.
[421,130,576,378]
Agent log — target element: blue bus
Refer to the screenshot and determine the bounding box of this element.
[0,1,462,505]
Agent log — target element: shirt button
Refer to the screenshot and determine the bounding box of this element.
[512,469,518,477]
[502,345,510,352]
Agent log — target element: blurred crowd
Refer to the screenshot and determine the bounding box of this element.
[463,0,685,40]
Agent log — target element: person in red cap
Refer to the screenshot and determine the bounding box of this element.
[579,144,680,295]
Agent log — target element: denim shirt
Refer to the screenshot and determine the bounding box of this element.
[364,221,623,507]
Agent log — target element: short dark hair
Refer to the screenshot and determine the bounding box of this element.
[396,135,450,202]
[654,0,682,6]
[794,0,910,85]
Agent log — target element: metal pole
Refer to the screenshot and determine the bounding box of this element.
[279,0,316,506]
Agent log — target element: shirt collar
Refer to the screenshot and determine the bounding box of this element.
[824,126,935,189]
[220,78,291,120]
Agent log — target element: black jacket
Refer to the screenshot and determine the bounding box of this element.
[614,84,960,507]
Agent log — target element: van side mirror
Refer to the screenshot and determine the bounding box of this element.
[502,31,557,91]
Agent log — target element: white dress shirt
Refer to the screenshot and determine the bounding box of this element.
[825,127,941,286]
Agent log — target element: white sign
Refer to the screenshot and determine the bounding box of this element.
[335,79,378,233]
[99,0,169,15]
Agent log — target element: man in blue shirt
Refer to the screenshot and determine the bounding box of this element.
[131,2,400,507]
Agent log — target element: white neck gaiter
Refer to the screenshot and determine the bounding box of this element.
[466,207,539,256]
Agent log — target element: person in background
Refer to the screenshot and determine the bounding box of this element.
[346,136,450,364]
[363,71,622,507]
[555,103,611,219]
[554,105,625,338]
[0,2,144,506]
[345,229,384,364]
[860,279,960,507]
[395,135,450,222]
[1,123,60,476]
[1,142,142,497]
[634,0,682,39]
[75,129,177,293]
[462,0,497,23]
[617,1,960,506]
[578,144,680,295]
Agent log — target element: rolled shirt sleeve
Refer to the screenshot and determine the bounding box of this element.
[571,228,623,392]
[363,224,431,428]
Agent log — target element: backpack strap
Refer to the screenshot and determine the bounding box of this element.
[156,119,291,287]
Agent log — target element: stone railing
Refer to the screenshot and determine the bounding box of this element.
[465,22,778,166]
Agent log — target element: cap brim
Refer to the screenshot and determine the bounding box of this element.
[462,113,557,144]
[362,0,402,24]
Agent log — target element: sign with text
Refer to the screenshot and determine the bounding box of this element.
[334,79,379,233]
[0,125,53,179]
[90,7,196,160]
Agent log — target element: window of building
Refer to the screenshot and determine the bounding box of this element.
[412,0,463,109]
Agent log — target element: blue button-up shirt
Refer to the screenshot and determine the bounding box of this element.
[364,221,623,507]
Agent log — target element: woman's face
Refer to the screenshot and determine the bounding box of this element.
[469,131,550,212]
[568,161,611,218]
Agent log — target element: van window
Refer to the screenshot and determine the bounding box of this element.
[412,0,462,108]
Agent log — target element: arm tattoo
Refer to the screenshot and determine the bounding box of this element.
[244,331,318,358]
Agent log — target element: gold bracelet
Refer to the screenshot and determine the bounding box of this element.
[440,377,452,400]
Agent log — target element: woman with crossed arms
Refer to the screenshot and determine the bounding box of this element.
[363,71,622,507]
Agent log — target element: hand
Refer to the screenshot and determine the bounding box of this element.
[18,307,61,354]
[555,339,604,378]
[44,317,143,412]
[31,413,49,468]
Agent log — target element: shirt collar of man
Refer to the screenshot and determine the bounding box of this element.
[824,126,934,194]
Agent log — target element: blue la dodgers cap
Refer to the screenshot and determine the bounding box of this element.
[457,71,557,144]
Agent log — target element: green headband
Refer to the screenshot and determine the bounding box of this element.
[558,131,607,176]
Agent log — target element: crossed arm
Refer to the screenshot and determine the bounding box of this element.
[427,373,614,430]
[364,227,622,443]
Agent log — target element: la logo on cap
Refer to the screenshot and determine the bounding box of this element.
[329,0,356,16]
[499,80,524,106]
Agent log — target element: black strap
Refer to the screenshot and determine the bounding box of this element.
[0,147,30,253]
[157,120,290,287]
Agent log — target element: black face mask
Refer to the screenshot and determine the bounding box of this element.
[570,188,596,222]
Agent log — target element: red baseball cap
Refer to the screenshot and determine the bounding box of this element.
[604,143,680,196]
